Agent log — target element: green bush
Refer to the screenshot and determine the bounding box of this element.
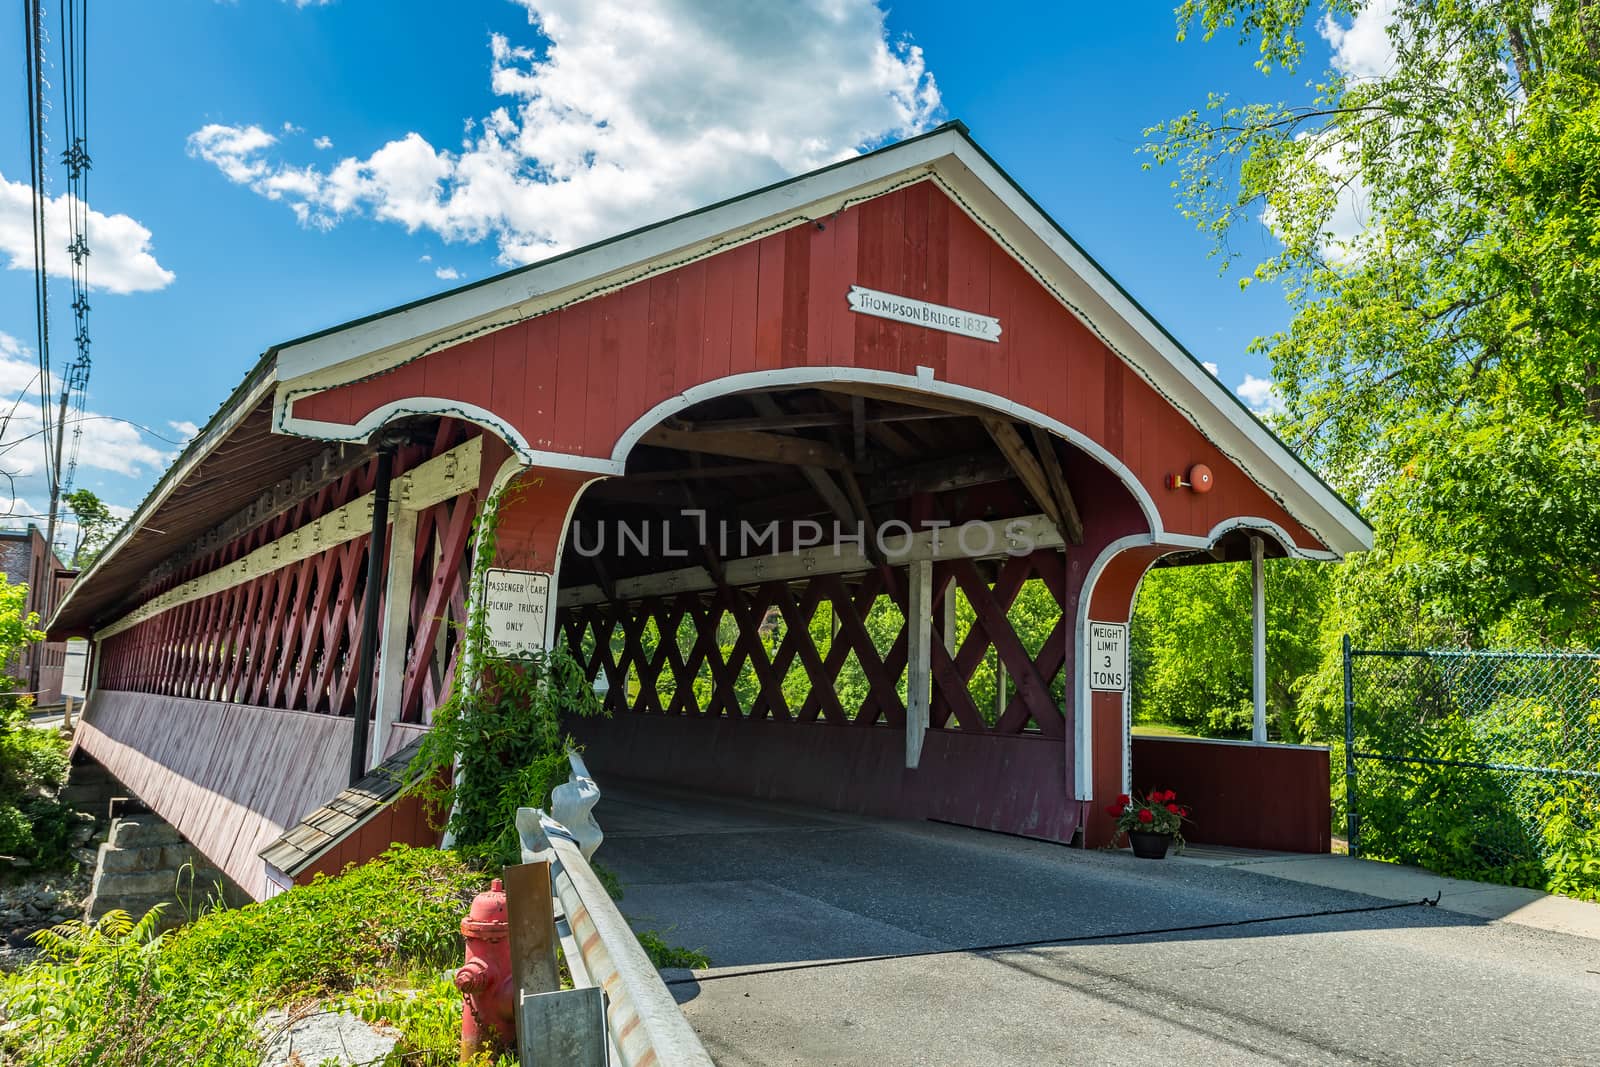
[0,846,491,1067]
[409,484,607,864]
[0,697,73,868]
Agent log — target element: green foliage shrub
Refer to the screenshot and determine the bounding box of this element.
[408,483,607,863]
[0,846,489,1067]
[0,573,71,868]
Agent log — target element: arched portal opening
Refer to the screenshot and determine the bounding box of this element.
[546,378,1149,843]
[1123,527,1336,853]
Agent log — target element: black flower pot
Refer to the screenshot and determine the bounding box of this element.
[1129,830,1173,859]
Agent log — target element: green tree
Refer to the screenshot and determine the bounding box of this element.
[1148,0,1600,647]
[63,488,119,568]
[1131,559,1331,739]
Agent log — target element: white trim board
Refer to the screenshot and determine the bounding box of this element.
[95,437,483,641]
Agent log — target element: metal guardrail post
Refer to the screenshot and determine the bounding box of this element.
[1343,634,1358,857]
[511,756,714,1067]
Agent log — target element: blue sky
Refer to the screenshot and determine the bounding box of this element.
[0,0,1365,546]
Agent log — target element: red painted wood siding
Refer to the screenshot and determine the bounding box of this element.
[1132,736,1331,853]
[293,181,1324,553]
[293,792,445,885]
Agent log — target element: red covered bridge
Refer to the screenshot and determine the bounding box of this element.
[50,123,1367,899]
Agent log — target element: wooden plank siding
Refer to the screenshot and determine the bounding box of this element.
[291,181,1322,553]
[76,690,391,898]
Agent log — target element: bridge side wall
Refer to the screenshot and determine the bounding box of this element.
[1132,736,1331,853]
[568,714,1082,842]
[77,690,359,898]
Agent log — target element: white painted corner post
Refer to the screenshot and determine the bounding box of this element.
[906,557,933,769]
[372,505,419,767]
[1251,534,1267,743]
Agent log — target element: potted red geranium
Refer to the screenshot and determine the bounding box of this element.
[1106,789,1189,859]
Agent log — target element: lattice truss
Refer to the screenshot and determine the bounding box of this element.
[97,421,480,723]
[559,548,1069,735]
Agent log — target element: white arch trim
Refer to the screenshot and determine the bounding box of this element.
[611,365,1164,538]
[277,394,622,476]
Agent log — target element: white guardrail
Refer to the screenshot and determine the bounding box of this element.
[511,754,714,1067]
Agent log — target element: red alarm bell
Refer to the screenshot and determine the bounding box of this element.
[1164,464,1214,493]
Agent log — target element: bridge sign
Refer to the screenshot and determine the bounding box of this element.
[485,568,552,657]
[1088,622,1127,691]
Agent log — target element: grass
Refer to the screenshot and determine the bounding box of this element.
[0,843,713,1065]
[1131,721,1199,738]
[0,846,499,1067]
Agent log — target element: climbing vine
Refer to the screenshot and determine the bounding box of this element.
[407,482,606,861]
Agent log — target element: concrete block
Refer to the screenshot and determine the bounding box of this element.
[108,818,184,849]
[92,869,191,898]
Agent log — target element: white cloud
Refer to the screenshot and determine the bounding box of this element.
[434,266,460,280]
[313,135,333,150]
[1260,130,1372,266]
[188,124,281,185]
[0,174,176,294]
[1202,361,1220,376]
[1236,374,1285,415]
[189,0,941,262]
[1319,0,1399,82]
[168,420,200,442]
[0,332,43,398]
[0,332,173,499]
[418,254,432,263]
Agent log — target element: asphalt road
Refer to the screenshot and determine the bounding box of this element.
[599,783,1600,1067]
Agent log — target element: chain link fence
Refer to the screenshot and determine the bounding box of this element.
[1342,638,1600,899]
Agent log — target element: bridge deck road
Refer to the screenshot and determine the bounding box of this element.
[596,782,1600,1067]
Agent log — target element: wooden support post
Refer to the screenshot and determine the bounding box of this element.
[983,418,1066,536]
[373,506,418,764]
[504,860,560,996]
[1251,534,1267,743]
[348,450,392,786]
[1028,426,1085,545]
[906,558,932,769]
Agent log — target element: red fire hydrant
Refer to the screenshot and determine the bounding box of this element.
[455,878,515,1061]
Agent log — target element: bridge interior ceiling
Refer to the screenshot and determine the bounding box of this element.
[555,383,1138,736]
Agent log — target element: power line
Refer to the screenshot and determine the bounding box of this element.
[35,0,93,562]
[57,0,91,496]
[22,0,54,510]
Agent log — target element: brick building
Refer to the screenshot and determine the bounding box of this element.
[0,526,74,704]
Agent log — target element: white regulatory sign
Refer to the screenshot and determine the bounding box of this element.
[1089,622,1128,692]
[846,285,1002,342]
[483,568,552,657]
